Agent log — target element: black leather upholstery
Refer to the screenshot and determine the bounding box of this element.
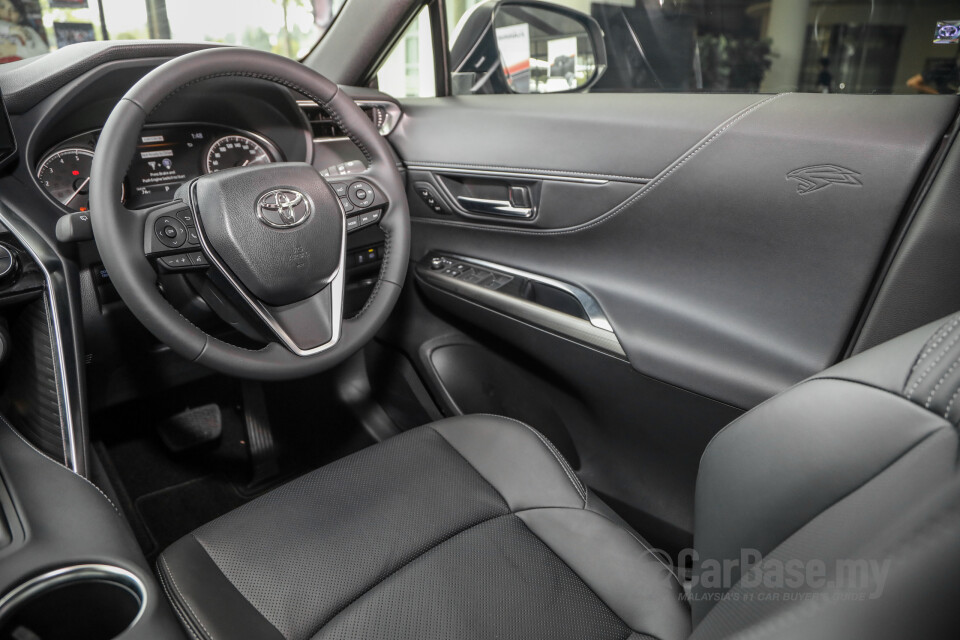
[691,312,960,627]
[160,312,960,639]
[693,473,960,640]
[159,415,690,640]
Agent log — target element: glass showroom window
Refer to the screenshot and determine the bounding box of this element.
[442,0,959,96]
[0,0,346,64]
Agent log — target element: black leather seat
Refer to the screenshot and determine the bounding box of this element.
[158,415,690,640]
[159,312,960,640]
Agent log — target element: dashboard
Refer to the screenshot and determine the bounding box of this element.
[36,123,283,212]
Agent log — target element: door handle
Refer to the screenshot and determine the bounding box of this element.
[456,196,533,219]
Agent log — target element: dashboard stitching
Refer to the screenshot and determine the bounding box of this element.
[407,93,785,237]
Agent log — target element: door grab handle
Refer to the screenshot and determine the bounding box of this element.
[456,196,533,219]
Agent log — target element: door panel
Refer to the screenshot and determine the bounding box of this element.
[393,93,957,407]
[395,94,767,183]
[378,92,958,549]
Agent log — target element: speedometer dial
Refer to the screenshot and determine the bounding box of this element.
[37,148,95,212]
[205,135,272,174]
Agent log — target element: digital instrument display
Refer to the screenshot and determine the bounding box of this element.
[36,124,280,212]
[126,127,275,209]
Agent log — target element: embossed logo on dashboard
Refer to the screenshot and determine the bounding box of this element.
[786,165,862,195]
[257,189,311,228]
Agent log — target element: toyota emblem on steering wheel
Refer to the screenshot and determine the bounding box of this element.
[257,189,312,228]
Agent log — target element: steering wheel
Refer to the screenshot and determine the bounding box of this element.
[89,48,409,380]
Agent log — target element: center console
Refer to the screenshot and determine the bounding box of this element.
[0,421,184,639]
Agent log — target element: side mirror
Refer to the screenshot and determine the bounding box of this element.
[450,1,607,95]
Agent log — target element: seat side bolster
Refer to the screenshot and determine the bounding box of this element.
[823,311,960,401]
[519,508,691,640]
[690,314,960,626]
[429,414,586,511]
[158,535,285,640]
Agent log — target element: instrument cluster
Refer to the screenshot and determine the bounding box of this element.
[35,123,283,212]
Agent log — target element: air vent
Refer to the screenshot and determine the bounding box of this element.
[298,100,400,139]
[298,101,345,138]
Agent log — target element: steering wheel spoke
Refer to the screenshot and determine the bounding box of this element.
[197,206,347,357]
[260,280,345,355]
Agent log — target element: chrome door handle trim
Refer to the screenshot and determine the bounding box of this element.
[456,196,533,218]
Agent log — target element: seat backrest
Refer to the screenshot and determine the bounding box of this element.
[689,312,960,626]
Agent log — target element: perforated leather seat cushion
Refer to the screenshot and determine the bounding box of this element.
[158,415,690,640]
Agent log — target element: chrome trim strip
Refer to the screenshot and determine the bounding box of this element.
[312,136,353,144]
[0,564,147,630]
[456,196,533,218]
[420,269,625,357]
[190,185,347,357]
[405,164,617,185]
[0,205,79,473]
[444,254,615,333]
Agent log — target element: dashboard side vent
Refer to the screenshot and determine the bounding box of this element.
[298,100,400,139]
[299,101,345,139]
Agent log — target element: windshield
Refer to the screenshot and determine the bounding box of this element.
[0,0,346,65]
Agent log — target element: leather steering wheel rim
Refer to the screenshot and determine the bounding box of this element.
[90,48,410,380]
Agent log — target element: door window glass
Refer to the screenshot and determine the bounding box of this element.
[444,0,960,95]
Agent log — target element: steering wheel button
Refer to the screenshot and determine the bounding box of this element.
[175,209,195,227]
[154,216,186,248]
[187,252,209,266]
[332,183,348,197]
[186,229,200,245]
[160,254,190,269]
[348,181,375,208]
[340,197,355,212]
[346,217,359,231]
